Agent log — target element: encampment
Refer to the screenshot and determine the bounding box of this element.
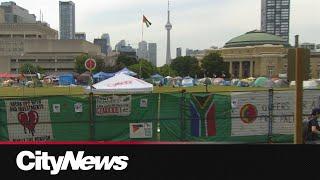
[213,78,224,86]
[274,79,289,88]
[254,77,268,87]
[85,73,153,94]
[58,74,75,86]
[182,76,194,87]
[115,68,137,77]
[93,72,115,83]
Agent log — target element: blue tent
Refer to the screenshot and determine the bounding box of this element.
[58,74,75,86]
[151,74,163,79]
[93,72,115,82]
[182,76,195,87]
[115,68,137,76]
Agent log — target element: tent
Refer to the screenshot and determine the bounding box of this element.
[0,73,19,78]
[182,76,194,87]
[213,78,225,86]
[231,79,240,86]
[151,74,163,79]
[303,80,318,89]
[85,73,153,94]
[93,72,115,82]
[151,74,164,85]
[262,79,275,88]
[115,68,137,76]
[274,79,289,88]
[254,77,268,87]
[237,80,250,87]
[197,78,212,85]
[58,74,75,86]
[77,72,92,85]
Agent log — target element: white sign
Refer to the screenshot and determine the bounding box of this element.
[140,99,148,108]
[5,99,53,141]
[231,90,320,136]
[231,92,269,136]
[96,95,131,116]
[74,103,83,113]
[53,104,60,113]
[129,123,153,139]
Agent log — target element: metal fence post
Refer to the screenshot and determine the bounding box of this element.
[156,93,161,141]
[89,92,95,141]
[268,88,274,143]
[180,90,186,141]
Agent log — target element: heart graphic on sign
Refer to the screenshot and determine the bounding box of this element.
[17,111,39,136]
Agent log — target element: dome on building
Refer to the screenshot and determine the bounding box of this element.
[224,30,288,48]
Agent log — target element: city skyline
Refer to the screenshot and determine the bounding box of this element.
[4,0,320,66]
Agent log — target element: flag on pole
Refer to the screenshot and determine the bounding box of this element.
[143,15,152,27]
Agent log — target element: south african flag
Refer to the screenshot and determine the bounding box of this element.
[189,94,217,137]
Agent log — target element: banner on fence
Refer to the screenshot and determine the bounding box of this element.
[129,122,153,139]
[4,99,53,141]
[231,90,320,136]
[189,94,216,137]
[272,90,320,135]
[96,95,131,116]
[231,92,269,137]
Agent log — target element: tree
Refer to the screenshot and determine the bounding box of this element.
[75,54,105,74]
[116,55,138,67]
[19,63,44,74]
[157,64,177,77]
[128,59,156,79]
[170,56,201,78]
[201,52,229,78]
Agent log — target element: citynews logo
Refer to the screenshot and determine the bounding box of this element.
[16,151,129,175]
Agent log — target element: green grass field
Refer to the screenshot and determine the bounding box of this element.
[0,85,296,97]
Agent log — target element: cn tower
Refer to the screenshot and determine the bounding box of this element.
[165,0,172,65]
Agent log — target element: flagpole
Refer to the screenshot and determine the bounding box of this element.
[142,14,144,41]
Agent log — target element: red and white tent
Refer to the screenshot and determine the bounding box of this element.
[0,73,19,78]
[85,73,153,94]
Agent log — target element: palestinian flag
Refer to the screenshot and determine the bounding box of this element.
[143,15,152,27]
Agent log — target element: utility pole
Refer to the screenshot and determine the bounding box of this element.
[294,48,303,144]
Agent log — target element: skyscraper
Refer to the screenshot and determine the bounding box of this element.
[261,0,290,43]
[0,2,36,23]
[101,33,112,53]
[186,48,193,56]
[137,41,148,60]
[0,8,4,23]
[165,1,172,65]
[148,43,157,67]
[101,33,110,45]
[176,47,182,57]
[59,1,75,40]
[94,38,108,55]
[115,40,126,52]
[75,32,86,40]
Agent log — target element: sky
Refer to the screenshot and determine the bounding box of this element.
[4,0,320,67]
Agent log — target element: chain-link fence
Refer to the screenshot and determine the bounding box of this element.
[0,89,319,143]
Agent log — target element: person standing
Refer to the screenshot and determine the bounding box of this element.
[304,108,320,144]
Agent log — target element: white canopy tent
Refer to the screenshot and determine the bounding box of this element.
[84,73,153,94]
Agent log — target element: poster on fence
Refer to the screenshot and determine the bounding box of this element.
[74,103,83,113]
[231,90,320,136]
[96,95,131,116]
[231,92,269,136]
[129,123,152,139]
[272,90,320,135]
[5,99,53,141]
